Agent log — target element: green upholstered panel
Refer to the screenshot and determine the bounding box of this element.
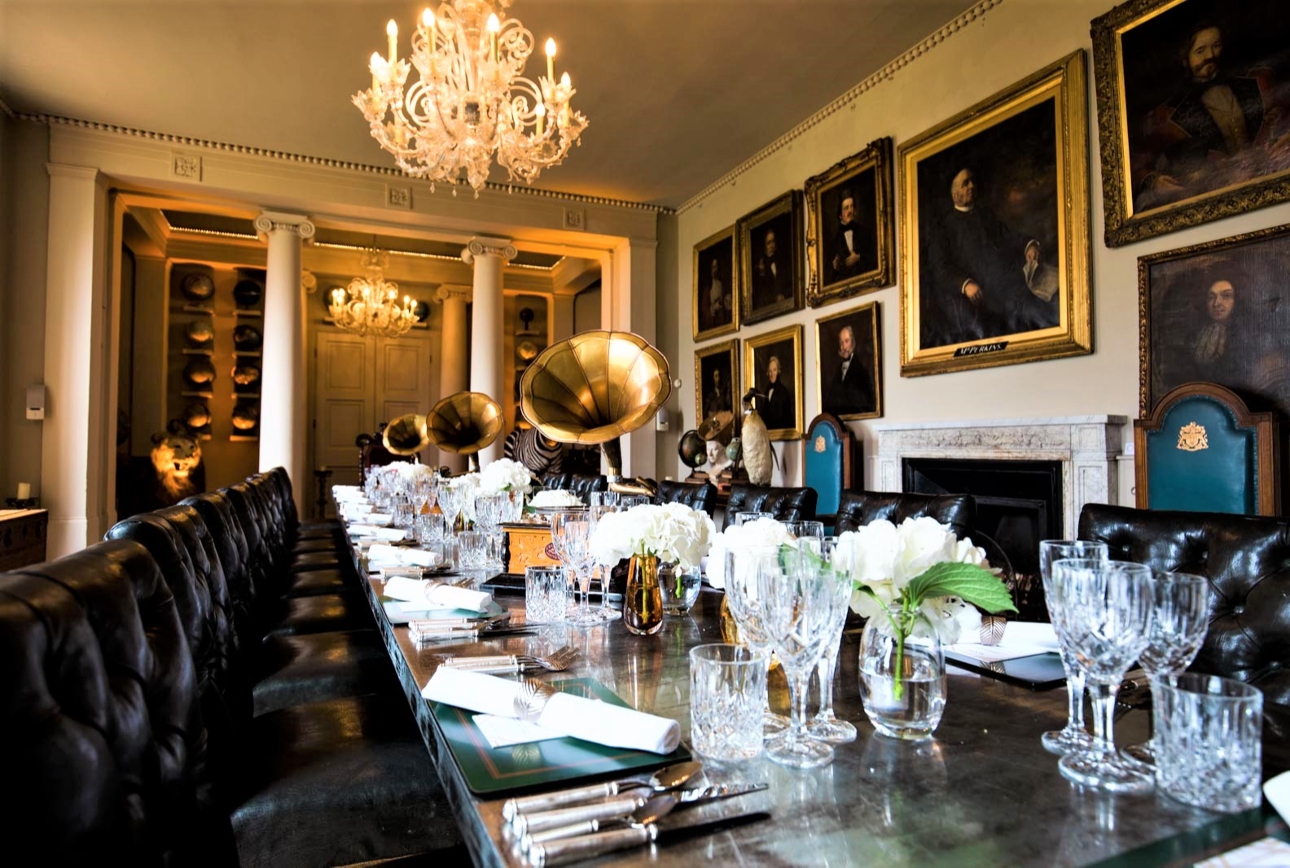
[1145,397,1258,515]
[804,421,845,519]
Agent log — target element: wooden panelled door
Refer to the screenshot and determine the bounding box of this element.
[313,328,435,502]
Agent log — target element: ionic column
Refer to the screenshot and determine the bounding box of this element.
[461,238,515,467]
[255,211,315,514]
[42,164,110,556]
[434,283,473,472]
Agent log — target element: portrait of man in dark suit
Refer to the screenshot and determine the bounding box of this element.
[751,227,791,310]
[748,332,800,435]
[694,233,735,337]
[823,170,879,286]
[817,303,881,420]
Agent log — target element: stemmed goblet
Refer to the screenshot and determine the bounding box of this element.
[1051,558,1155,793]
[474,493,508,571]
[1123,570,1211,765]
[806,552,858,744]
[551,511,598,626]
[436,481,466,537]
[758,547,849,768]
[725,546,789,737]
[1039,540,1109,755]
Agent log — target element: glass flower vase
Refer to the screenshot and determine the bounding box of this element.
[659,562,702,615]
[859,604,946,740]
[623,554,664,635]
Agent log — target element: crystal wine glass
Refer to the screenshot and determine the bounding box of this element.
[1123,570,1211,765]
[758,548,849,768]
[551,511,596,625]
[725,546,789,737]
[1039,540,1109,756]
[807,551,858,744]
[1051,558,1154,793]
[437,481,465,537]
[474,493,508,571]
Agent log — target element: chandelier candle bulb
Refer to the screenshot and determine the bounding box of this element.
[370,52,381,92]
[535,102,545,136]
[545,38,555,82]
[386,19,398,63]
[488,13,499,65]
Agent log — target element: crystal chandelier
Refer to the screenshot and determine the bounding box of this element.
[352,0,589,194]
[328,249,418,338]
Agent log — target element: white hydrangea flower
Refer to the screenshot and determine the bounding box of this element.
[587,503,714,571]
[478,458,534,496]
[706,518,795,589]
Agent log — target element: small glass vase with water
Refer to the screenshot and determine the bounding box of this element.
[859,603,946,740]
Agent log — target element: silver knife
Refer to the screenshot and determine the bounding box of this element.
[527,809,772,867]
[521,783,768,851]
[503,760,702,821]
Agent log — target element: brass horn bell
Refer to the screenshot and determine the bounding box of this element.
[520,330,670,491]
[382,413,432,456]
[426,391,503,473]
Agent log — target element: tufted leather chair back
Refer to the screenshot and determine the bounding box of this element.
[184,492,257,649]
[834,490,976,539]
[540,471,571,490]
[154,504,238,663]
[568,474,609,499]
[1,540,225,864]
[655,480,718,516]
[724,484,818,530]
[1079,503,1290,706]
[0,579,137,862]
[224,484,277,601]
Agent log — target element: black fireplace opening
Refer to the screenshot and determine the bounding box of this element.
[902,458,1062,621]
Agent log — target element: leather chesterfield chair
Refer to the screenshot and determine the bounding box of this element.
[834,490,976,539]
[655,480,718,516]
[1079,503,1290,776]
[0,540,231,866]
[724,483,817,530]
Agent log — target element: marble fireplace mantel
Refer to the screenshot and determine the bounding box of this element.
[871,415,1129,537]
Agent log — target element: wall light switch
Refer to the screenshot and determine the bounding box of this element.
[26,384,46,420]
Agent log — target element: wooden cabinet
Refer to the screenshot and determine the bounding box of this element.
[0,509,48,570]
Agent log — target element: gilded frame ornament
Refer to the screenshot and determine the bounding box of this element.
[815,301,883,421]
[693,339,740,434]
[897,50,1092,377]
[1092,0,1290,248]
[692,225,738,341]
[743,324,804,440]
[805,137,896,307]
[737,191,805,326]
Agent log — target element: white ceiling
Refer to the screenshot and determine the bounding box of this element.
[0,0,975,208]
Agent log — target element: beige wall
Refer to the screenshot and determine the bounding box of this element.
[0,119,49,502]
[671,0,1290,493]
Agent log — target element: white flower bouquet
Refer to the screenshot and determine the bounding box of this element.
[703,517,796,590]
[589,503,715,571]
[528,489,584,509]
[478,458,535,496]
[834,516,1015,697]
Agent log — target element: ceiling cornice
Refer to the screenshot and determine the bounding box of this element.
[677,0,1004,215]
[11,110,675,215]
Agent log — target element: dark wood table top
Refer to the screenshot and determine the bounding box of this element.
[352,555,1280,867]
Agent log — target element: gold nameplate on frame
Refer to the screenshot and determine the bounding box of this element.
[1177,422,1208,452]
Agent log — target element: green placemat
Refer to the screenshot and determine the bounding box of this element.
[428,676,691,797]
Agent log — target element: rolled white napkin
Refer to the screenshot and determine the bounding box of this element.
[348,512,392,526]
[385,577,492,612]
[333,486,365,500]
[350,525,410,540]
[368,544,440,568]
[422,667,681,755]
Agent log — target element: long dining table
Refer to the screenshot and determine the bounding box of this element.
[348,536,1283,867]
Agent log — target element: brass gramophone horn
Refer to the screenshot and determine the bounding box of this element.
[382,413,432,457]
[426,391,503,473]
[520,330,671,493]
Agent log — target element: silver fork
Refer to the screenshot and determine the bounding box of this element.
[440,645,579,675]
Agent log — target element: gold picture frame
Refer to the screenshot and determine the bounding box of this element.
[805,137,896,307]
[897,50,1092,377]
[692,225,738,341]
[744,324,804,440]
[694,339,739,437]
[737,191,805,326]
[815,302,882,421]
[1092,0,1290,248]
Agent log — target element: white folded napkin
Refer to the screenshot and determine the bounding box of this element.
[422,667,681,755]
[368,544,440,568]
[350,525,410,540]
[385,577,492,612]
[333,486,365,500]
[948,621,1060,663]
[349,512,392,526]
[1265,770,1290,823]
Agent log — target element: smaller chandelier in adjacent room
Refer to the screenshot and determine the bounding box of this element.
[329,249,418,338]
[353,0,588,194]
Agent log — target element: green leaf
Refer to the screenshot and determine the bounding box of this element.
[778,541,825,574]
[906,562,1017,614]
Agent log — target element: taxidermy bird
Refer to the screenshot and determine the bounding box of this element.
[740,389,774,485]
